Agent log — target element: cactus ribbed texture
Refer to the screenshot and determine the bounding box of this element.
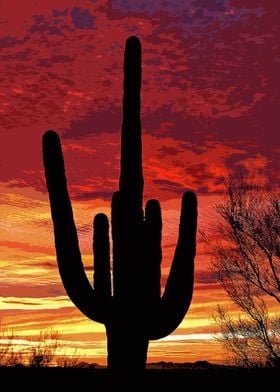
[42,36,197,372]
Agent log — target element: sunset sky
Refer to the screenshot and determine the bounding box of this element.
[0,0,279,364]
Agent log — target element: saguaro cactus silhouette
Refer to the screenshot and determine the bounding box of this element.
[43,36,197,371]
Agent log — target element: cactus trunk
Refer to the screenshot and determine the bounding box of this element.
[106,323,148,371]
[43,36,197,372]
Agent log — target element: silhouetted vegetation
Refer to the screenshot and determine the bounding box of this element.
[0,327,79,367]
[28,330,61,367]
[203,173,280,367]
[0,325,277,388]
[42,36,197,371]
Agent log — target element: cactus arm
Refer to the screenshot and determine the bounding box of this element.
[149,191,197,340]
[42,130,108,323]
[144,199,162,304]
[93,213,111,300]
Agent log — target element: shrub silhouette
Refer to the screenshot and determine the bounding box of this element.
[0,328,22,367]
[28,330,61,368]
[0,327,63,367]
[42,36,197,372]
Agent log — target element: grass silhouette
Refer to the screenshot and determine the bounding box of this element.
[0,327,79,368]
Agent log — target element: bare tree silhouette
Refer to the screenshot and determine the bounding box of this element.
[203,174,280,367]
[43,36,197,372]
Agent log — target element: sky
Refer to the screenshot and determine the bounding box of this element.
[0,0,279,364]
